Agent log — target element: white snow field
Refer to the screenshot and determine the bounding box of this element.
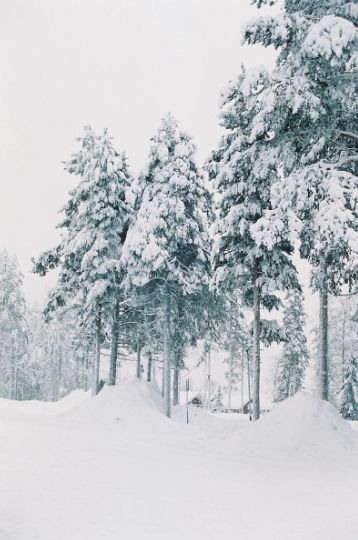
[1,383,357,540]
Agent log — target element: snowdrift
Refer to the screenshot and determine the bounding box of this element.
[0,389,89,418]
[233,391,358,460]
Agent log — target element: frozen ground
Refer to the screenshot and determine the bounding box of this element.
[0,382,357,540]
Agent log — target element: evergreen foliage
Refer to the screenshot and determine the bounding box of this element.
[243,0,358,401]
[122,113,211,416]
[274,288,309,403]
[212,386,225,412]
[33,127,133,393]
[0,250,28,399]
[209,66,299,419]
[340,355,358,420]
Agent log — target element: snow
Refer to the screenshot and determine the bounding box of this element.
[228,391,358,460]
[1,382,357,540]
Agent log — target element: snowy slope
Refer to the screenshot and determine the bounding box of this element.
[0,381,357,540]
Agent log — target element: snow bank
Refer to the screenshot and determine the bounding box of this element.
[0,389,89,418]
[233,391,358,460]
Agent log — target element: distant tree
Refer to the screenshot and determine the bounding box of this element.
[24,307,90,401]
[0,250,27,399]
[274,288,309,403]
[212,385,225,413]
[340,355,358,421]
[122,114,211,417]
[327,297,358,403]
[220,293,249,412]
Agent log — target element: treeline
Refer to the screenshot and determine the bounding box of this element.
[1,1,357,420]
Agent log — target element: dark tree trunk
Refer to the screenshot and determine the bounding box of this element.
[163,286,171,417]
[136,339,142,379]
[109,301,120,385]
[173,349,181,406]
[147,350,152,382]
[92,311,101,397]
[319,256,329,401]
[252,271,261,421]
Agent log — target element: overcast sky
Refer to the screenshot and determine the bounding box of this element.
[0,0,311,312]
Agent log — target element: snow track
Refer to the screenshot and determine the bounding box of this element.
[1,382,357,540]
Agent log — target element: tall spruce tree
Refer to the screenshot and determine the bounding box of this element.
[274,288,309,403]
[210,67,298,420]
[243,0,358,401]
[122,113,211,417]
[33,127,132,394]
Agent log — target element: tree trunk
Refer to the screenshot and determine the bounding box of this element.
[319,257,329,401]
[162,286,171,418]
[136,340,142,379]
[241,345,245,413]
[147,351,152,382]
[247,349,252,421]
[173,349,180,406]
[58,343,62,399]
[204,350,208,408]
[228,346,233,413]
[207,345,211,411]
[252,274,261,421]
[92,311,101,397]
[109,301,120,385]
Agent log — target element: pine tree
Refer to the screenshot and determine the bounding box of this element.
[328,297,358,402]
[0,250,28,399]
[122,113,211,417]
[274,288,309,403]
[212,385,225,412]
[340,355,358,421]
[243,0,358,401]
[24,307,90,401]
[210,67,298,420]
[220,293,249,412]
[33,127,133,394]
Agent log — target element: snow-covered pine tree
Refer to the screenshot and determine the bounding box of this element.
[122,113,211,417]
[339,355,358,421]
[212,385,225,413]
[328,297,358,402]
[23,307,90,401]
[210,67,298,420]
[33,127,133,394]
[220,293,249,412]
[243,0,358,401]
[274,287,309,403]
[0,250,28,399]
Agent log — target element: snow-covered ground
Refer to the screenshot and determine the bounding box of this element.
[1,382,357,540]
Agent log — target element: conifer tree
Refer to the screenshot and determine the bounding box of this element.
[122,114,211,417]
[243,0,358,401]
[33,127,133,394]
[212,386,225,412]
[210,67,298,420]
[220,293,249,412]
[274,288,309,403]
[340,355,358,421]
[0,250,28,399]
[328,297,358,402]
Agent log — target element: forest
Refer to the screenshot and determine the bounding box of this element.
[1,1,358,539]
[1,0,357,425]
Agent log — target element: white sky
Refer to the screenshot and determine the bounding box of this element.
[0,0,316,320]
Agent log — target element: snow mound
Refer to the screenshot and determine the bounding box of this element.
[64,380,189,440]
[235,392,358,460]
[0,389,89,418]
